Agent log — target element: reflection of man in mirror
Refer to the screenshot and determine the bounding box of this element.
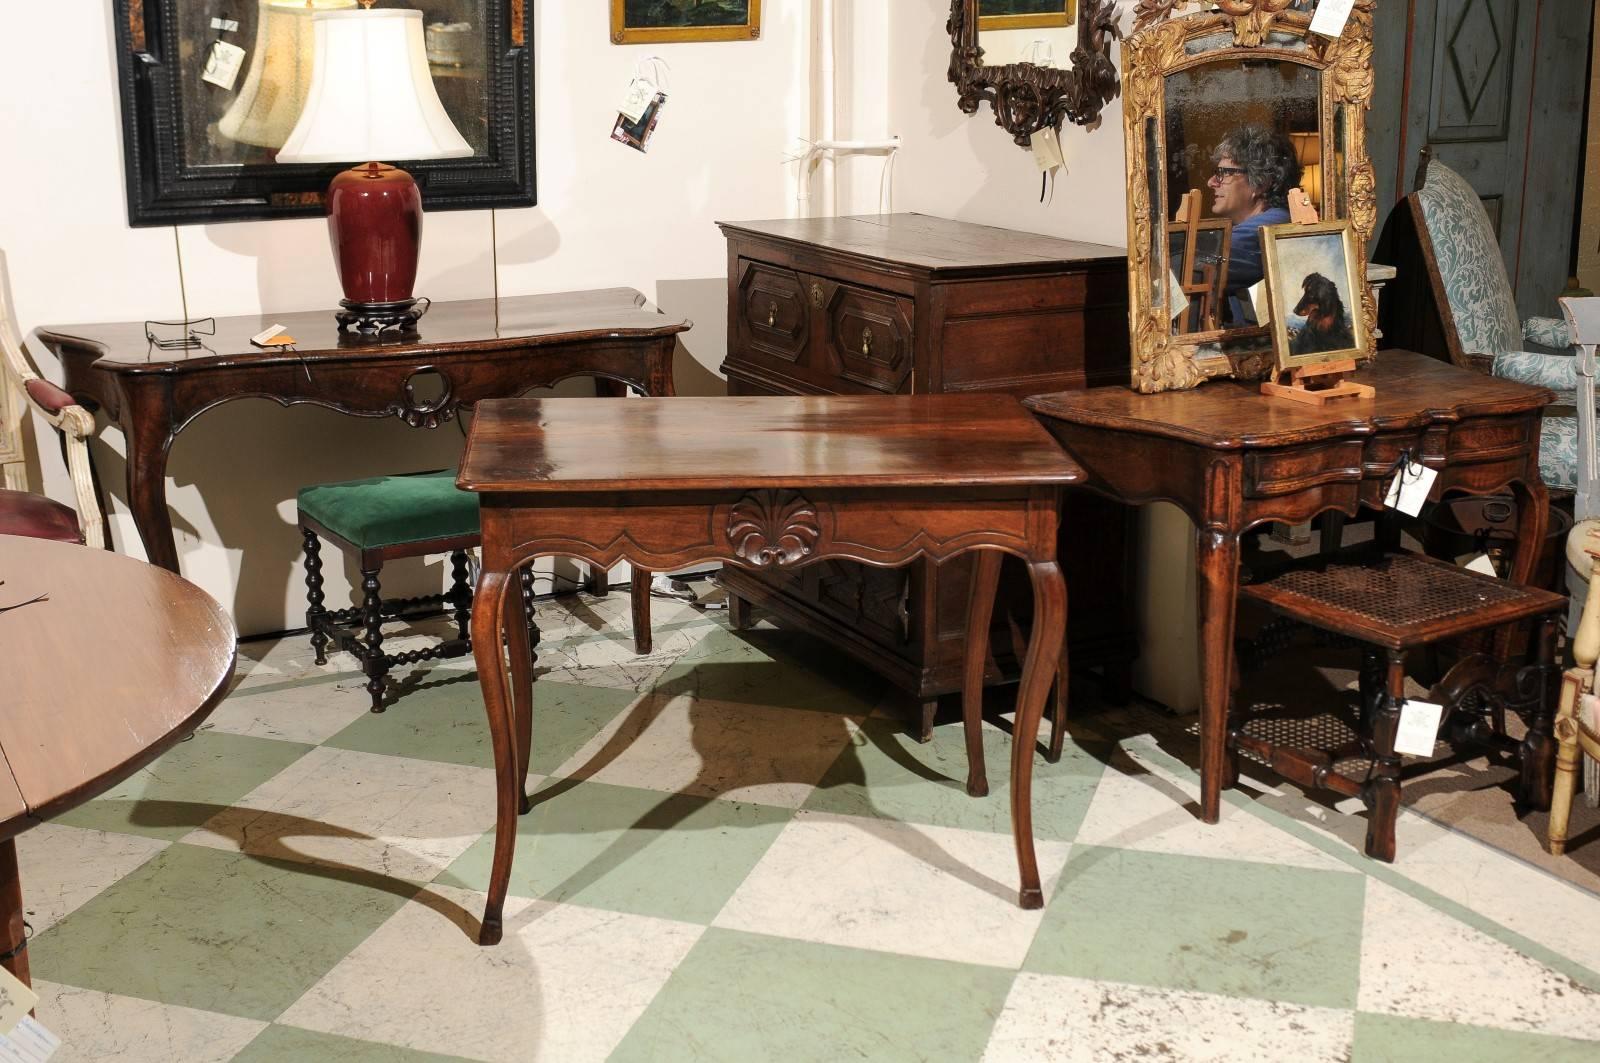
[1209,125,1300,323]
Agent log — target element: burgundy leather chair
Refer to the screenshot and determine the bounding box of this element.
[1,250,99,547]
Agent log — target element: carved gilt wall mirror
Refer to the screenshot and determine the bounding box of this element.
[948,0,1123,145]
[113,0,534,225]
[1124,0,1377,393]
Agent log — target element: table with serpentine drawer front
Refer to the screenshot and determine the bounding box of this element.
[0,535,236,987]
[1023,351,1557,826]
[458,394,1080,945]
[29,289,687,575]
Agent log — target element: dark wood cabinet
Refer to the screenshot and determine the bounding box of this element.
[717,213,1137,736]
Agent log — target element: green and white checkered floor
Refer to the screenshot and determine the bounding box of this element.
[18,589,1600,1061]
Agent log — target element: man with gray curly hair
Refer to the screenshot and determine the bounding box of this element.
[1209,124,1302,320]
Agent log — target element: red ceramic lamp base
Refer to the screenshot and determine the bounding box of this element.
[326,161,428,333]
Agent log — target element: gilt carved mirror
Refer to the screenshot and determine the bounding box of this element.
[113,0,534,225]
[948,0,1123,145]
[1124,0,1377,393]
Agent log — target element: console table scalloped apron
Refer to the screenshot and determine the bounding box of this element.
[457,394,1080,945]
[0,535,236,987]
[29,289,687,575]
[1022,350,1558,825]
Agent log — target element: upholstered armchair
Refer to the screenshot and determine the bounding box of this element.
[0,250,104,547]
[1409,152,1579,491]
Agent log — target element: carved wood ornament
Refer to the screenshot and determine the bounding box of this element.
[948,0,1123,146]
[1123,0,1378,393]
[727,490,822,567]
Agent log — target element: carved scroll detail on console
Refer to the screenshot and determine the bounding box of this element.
[727,490,822,568]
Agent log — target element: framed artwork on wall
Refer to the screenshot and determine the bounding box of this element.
[978,0,1076,33]
[112,0,535,226]
[610,0,762,45]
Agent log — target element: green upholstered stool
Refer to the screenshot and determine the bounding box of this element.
[297,468,530,713]
[297,468,653,712]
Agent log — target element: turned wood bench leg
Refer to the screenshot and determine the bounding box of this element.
[361,565,388,713]
[1517,615,1559,811]
[1363,648,1407,863]
[303,527,330,666]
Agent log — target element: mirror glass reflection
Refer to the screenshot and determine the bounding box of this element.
[976,0,1076,68]
[175,0,491,168]
[1160,58,1322,335]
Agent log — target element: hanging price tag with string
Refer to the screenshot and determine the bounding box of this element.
[612,56,670,153]
[1383,454,1438,517]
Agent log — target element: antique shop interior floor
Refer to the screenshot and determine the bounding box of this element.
[18,588,1600,1062]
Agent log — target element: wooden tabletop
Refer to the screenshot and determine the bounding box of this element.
[30,288,691,375]
[716,214,1127,276]
[1025,351,1555,449]
[459,394,1083,493]
[0,536,236,837]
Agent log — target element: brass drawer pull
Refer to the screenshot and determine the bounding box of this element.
[861,326,874,356]
[766,300,777,328]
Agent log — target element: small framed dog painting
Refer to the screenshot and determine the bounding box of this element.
[1261,220,1371,370]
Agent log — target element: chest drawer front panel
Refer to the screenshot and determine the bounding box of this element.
[822,281,914,394]
[737,262,809,363]
[1244,440,1365,498]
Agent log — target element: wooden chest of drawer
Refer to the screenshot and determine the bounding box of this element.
[717,213,1136,737]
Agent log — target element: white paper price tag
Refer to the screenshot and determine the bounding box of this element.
[0,965,36,1037]
[1464,553,1498,577]
[0,1016,59,1061]
[619,78,654,122]
[1167,268,1189,322]
[1310,0,1356,38]
[201,40,246,91]
[1031,127,1065,173]
[1383,460,1437,517]
[1395,699,1444,757]
[1247,280,1271,325]
[210,17,240,32]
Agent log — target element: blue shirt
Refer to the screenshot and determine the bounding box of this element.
[1224,206,1291,324]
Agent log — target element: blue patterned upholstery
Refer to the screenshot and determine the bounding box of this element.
[1526,316,1576,349]
[1415,158,1578,489]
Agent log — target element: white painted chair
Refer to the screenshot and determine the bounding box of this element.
[1551,296,1600,849]
[0,249,105,548]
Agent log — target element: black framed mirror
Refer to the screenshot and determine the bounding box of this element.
[113,0,534,226]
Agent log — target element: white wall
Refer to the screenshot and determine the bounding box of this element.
[886,0,1128,247]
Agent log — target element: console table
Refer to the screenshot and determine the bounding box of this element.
[29,289,688,574]
[1024,351,1556,824]
[0,535,235,986]
[459,394,1080,945]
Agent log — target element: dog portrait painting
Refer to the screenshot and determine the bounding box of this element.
[1261,221,1370,369]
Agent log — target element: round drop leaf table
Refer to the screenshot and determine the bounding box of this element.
[0,535,236,987]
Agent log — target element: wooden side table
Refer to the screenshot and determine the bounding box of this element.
[1024,351,1556,825]
[458,395,1081,945]
[0,536,236,986]
[31,289,687,575]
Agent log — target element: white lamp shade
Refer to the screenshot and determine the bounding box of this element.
[276,8,473,164]
[219,0,357,149]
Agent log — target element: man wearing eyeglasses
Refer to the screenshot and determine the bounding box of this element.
[1209,124,1301,323]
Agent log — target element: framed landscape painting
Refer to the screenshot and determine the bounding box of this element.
[611,0,762,44]
[978,0,1076,32]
